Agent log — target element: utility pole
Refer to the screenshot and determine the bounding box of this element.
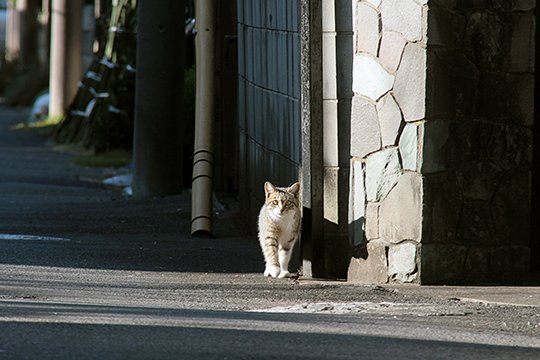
[5,0,40,66]
[49,0,83,117]
[132,0,185,198]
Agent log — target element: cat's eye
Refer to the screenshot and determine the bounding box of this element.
[272,200,279,205]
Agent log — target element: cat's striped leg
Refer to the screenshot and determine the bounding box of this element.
[261,236,280,278]
[277,245,293,278]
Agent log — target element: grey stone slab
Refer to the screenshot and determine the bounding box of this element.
[388,242,418,283]
[365,202,379,240]
[356,2,380,56]
[421,120,449,174]
[348,240,389,283]
[393,42,426,122]
[353,53,394,101]
[378,31,406,73]
[420,243,467,284]
[367,0,382,7]
[350,96,381,158]
[381,0,424,42]
[365,147,401,202]
[349,159,366,247]
[398,122,420,172]
[379,172,422,243]
[508,13,535,73]
[377,93,402,147]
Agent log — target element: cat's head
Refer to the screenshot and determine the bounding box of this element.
[264,181,300,218]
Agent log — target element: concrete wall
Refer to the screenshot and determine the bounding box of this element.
[237,1,301,229]
[347,0,535,284]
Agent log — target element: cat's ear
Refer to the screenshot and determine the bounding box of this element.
[264,181,276,197]
[287,182,300,197]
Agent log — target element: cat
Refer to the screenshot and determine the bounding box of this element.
[258,181,301,278]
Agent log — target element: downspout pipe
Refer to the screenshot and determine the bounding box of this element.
[191,0,215,236]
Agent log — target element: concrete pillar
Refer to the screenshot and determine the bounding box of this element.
[49,0,83,117]
[132,0,185,198]
[5,0,39,65]
[300,0,325,278]
[5,0,21,62]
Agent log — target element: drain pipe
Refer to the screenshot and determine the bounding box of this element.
[191,0,216,236]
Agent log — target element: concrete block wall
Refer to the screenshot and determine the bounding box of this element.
[237,0,302,230]
[347,0,535,284]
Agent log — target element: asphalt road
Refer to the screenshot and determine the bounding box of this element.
[0,106,539,359]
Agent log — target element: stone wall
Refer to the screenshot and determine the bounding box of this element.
[422,0,535,283]
[237,0,302,229]
[347,0,535,284]
[348,0,428,283]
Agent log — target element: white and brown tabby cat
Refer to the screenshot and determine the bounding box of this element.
[258,181,301,278]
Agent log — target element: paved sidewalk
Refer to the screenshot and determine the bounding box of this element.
[0,105,539,308]
[0,105,539,359]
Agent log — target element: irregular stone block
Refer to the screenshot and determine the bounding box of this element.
[492,170,531,247]
[464,248,489,284]
[489,246,530,283]
[378,31,406,73]
[356,2,380,56]
[350,96,381,158]
[393,42,426,122]
[348,239,388,283]
[426,48,479,119]
[379,172,422,243]
[381,0,424,42]
[456,200,496,246]
[353,53,395,101]
[421,120,449,174]
[456,163,500,201]
[423,173,462,245]
[365,202,379,240]
[420,244,467,284]
[388,242,418,282]
[508,14,535,73]
[366,0,382,7]
[349,159,365,247]
[365,147,401,202]
[492,0,535,11]
[427,7,466,48]
[399,122,421,171]
[377,93,402,147]
[464,11,504,70]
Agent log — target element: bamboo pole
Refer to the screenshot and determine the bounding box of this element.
[191,0,216,235]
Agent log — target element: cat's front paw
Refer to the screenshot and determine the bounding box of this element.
[264,265,281,278]
[277,270,291,279]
